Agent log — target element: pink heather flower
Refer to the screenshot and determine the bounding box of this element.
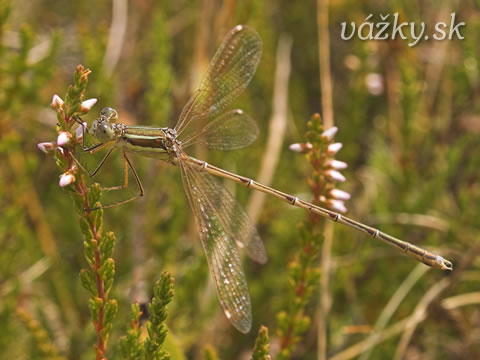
[327,159,348,170]
[329,199,347,213]
[330,188,351,200]
[321,126,338,141]
[37,142,56,153]
[75,122,87,140]
[51,94,64,109]
[59,173,75,187]
[327,142,343,154]
[289,142,312,153]
[326,169,346,182]
[57,131,72,146]
[80,98,97,112]
[365,73,384,96]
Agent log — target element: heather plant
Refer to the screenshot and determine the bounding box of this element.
[36,67,177,359]
[2,0,479,359]
[276,114,349,359]
[36,66,117,358]
[251,326,271,360]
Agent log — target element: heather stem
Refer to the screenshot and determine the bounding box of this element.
[42,65,117,359]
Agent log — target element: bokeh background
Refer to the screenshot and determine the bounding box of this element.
[1,0,479,359]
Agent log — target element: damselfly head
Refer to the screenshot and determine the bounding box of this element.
[91,107,119,141]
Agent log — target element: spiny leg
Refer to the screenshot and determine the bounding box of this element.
[86,140,115,155]
[70,141,142,211]
[70,117,105,174]
[73,116,98,152]
[70,118,144,210]
[70,141,116,178]
[88,152,144,210]
[73,116,112,153]
[72,116,87,149]
[99,151,129,192]
[90,147,116,177]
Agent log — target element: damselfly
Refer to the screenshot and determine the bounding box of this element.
[74,25,452,334]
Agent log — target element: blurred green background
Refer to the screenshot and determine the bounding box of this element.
[1,0,479,359]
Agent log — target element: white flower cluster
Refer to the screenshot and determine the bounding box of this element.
[289,126,350,213]
[37,94,96,187]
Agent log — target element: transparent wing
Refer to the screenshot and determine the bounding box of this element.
[174,25,262,137]
[180,155,267,263]
[180,109,259,150]
[178,154,267,333]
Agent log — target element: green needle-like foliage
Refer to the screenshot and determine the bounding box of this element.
[120,273,175,359]
[251,326,271,360]
[120,303,144,359]
[144,272,175,360]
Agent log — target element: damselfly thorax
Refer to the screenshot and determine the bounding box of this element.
[122,126,180,163]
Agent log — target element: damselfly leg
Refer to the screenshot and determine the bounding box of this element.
[71,117,144,210]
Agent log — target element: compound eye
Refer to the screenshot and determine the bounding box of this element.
[101,107,118,123]
[95,122,115,141]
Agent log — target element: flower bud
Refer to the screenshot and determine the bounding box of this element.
[59,173,75,187]
[51,94,64,109]
[329,199,347,213]
[321,126,338,141]
[289,142,312,153]
[37,142,56,153]
[57,131,72,146]
[327,159,348,170]
[327,142,343,154]
[326,169,346,182]
[330,189,351,200]
[80,98,97,112]
[75,122,87,140]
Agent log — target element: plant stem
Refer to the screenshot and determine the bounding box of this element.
[74,169,108,358]
[317,1,334,358]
